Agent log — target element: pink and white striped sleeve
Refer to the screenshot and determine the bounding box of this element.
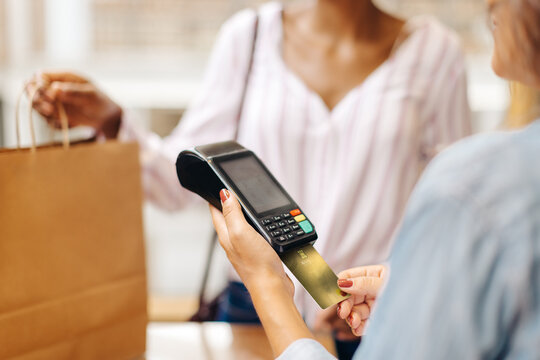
[119,10,256,211]
[420,37,472,162]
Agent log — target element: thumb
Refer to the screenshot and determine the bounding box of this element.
[338,276,384,298]
[38,71,89,84]
[219,189,247,238]
[46,82,96,104]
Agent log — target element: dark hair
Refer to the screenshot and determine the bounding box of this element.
[510,0,540,81]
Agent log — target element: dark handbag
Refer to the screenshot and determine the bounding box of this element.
[189,12,259,322]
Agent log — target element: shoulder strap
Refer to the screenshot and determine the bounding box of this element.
[233,13,259,140]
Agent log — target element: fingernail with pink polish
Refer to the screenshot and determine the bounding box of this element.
[338,279,353,288]
[219,189,230,203]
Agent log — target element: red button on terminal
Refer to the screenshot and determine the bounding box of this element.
[290,209,301,216]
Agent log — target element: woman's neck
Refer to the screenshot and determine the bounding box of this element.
[309,0,384,41]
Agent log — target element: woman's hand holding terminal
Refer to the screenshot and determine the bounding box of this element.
[209,189,313,356]
[25,71,123,139]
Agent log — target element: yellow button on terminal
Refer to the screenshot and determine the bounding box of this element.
[294,214,306,222]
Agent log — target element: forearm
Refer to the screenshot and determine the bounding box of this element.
[118,111,201,211]
[210,195,318,357]
[246,273,314,357]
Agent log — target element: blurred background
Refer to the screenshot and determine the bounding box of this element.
[0,0,521,319]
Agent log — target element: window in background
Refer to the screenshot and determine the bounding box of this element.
[90,0,491,57]
[2,0,45,68]
[91,0,293,56]
[0,1,4,147]
[0,2,6,66]
[30,0,45,55]
[382,0,490,53]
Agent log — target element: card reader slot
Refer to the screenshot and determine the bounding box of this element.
[176,154,223,210]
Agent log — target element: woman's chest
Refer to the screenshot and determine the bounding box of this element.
[240,66,425,157]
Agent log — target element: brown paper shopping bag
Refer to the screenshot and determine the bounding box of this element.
[0,97,147,359]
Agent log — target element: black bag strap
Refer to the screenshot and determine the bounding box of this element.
[193,13,259,320]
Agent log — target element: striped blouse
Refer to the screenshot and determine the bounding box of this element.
[120,2,472,324]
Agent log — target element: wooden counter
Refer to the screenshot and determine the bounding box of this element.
[146,322,336,360]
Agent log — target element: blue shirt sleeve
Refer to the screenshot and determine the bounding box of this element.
[354,154,540,359]
[276,338,336,360]
[354,190,489,359]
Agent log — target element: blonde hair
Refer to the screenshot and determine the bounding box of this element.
[509,0,540,83]
[501,1,540,128]
[506,82,540,128]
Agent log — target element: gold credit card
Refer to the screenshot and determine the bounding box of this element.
[280,244,350,309]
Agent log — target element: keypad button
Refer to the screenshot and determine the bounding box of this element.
[290,209,301,216]
[281,213,291,219]
[273,216,282,221]
[295,230,305,237]
[287,234,295,240]
[282,227,291,233]
[294,214,306,223]
[287,219,295,224]
[276,235,287,242]
[277,221,287,227]
[266,224,277,231]
[291,224,300,230]
[262,219,272,225]
[298,220,313,234]
[271,230,282,237]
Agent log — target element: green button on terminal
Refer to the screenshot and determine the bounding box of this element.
[298,220,313,234]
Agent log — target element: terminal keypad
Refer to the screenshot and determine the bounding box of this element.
[260,208,313,244]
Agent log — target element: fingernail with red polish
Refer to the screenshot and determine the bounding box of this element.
[347,314,353,325]
[220,189,230,203]
[338,279,353,288]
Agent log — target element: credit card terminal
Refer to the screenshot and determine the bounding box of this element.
[176,141,349,308]
[177,141,315,253]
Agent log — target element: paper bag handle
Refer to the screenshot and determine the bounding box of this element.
[15,83,70,152]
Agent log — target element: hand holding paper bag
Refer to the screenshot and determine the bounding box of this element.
[0,91,147,360]
[25,71,123,139]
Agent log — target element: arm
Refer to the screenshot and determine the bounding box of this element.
[209,189,315,356]
[27,10,257,211]
[354,177,491,359]
[210,189,389,358]
[249,274,313,355]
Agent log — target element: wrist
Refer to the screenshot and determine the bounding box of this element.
[99,106,122,139]
[244,267,293,299]
[244,267,313,356]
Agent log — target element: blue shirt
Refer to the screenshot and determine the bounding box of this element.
[278,120,540,359]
